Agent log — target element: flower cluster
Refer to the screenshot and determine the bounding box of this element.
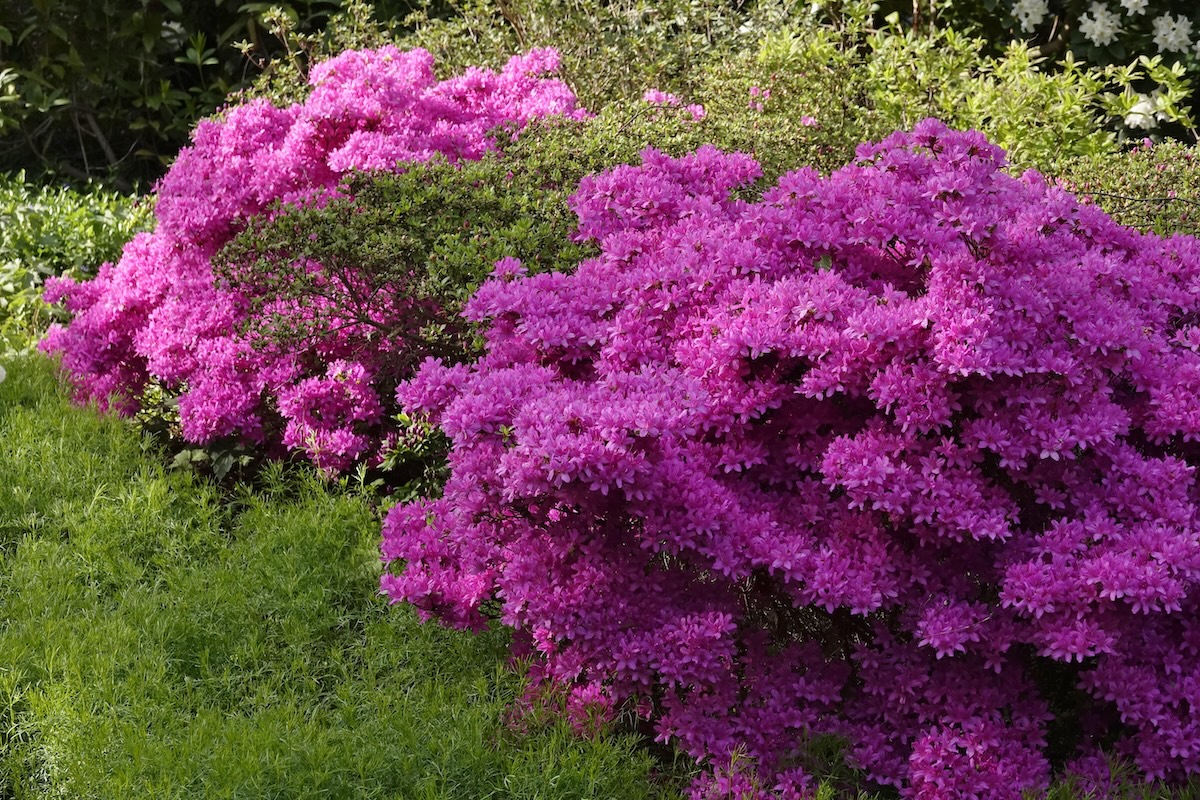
[382,120,1200,797]
[1079,2,1123,46]
[641,88,706,122]
[1014,0,1198,58]
[276,359,384,472]
[1013,0,1051,32]
[1151,12,1194,52]
[40,46,581,465]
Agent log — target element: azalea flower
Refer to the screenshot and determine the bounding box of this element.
[1152,12,1193,52]
[1078,2,1122,45]
[1012,0,1050,30]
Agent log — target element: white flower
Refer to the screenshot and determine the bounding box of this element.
[1119,0,1148,15]
[0,364,5,384]
[1152,13,1193,53]
[1078,2,1122,45]
[1012,0,1049,31]
[1124,92,1167,129]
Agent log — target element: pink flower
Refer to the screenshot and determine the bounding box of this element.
[41,46,582,470]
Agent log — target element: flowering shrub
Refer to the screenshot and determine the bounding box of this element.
[1010,0,1197,59]
[39,45,581,471]
[994,0,1199,133]
[381,120,1200,797]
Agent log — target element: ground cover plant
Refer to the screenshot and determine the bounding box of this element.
[0,355,677,799]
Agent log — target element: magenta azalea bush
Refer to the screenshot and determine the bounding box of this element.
[381,120,1200,797]
[40,46,581,471]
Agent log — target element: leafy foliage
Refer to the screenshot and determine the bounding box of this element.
[0,172,150,352]
[0,0,415,186]
[874,0,1200,142]
[696,15,1117,177]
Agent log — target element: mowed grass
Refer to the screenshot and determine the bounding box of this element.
[0,355,681,800]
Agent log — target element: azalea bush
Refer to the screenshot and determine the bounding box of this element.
[42,0,1163,479]
[40,44,582,473]
[380,120,1200,798]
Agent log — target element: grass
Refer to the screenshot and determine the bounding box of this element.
[0,355,684,800]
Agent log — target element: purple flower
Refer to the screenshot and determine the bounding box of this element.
[383,120,1200,795]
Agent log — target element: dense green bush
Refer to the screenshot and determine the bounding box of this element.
[1054,139,1200,237]
[871,0,1200,142]
[696,17,1118,175]
[0,355,684,800]
[400,0,799,108]
[0,173,150,353]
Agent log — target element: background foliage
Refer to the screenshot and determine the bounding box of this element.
[0,0,416,187]
[0,173,150,353]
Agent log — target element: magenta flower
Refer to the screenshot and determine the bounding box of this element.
[41,46,582,467]
[383,120,1200,796]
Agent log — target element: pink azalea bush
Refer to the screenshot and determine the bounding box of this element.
[381,120,1200,797]
[40,45,581,471]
